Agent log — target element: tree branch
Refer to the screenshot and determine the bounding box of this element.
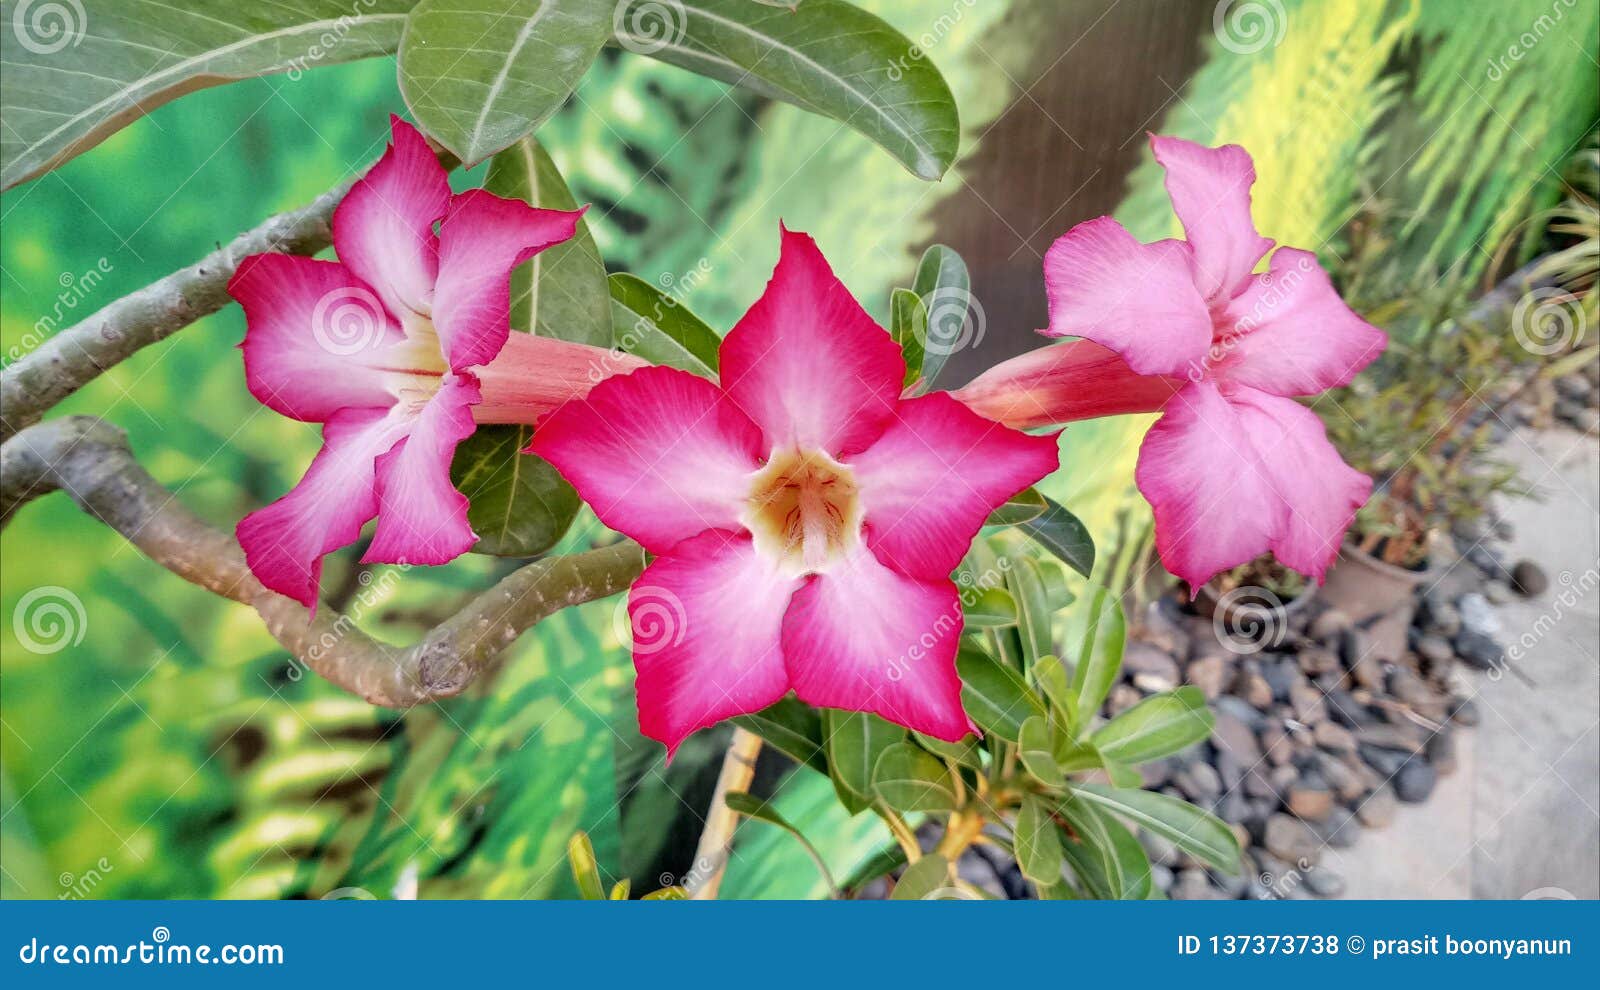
[1,416,644,707]
[686,728,764,900]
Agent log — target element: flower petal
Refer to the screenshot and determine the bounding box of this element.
[1232,388,1372,583]
[230,254,409,422]
[237,408,410,610]
[1135,382,1283,589]
[331,115,450,321]
[431,189,582,372]
[719,227,904,456]
[473,330,649,425]
[849,393,1061,580]
[529,366,764,555]
[784,545,971,741]
[952,339,1181,430]
[631,530,800,756]
[363,374,481,566]
[1150,134,1274,302]
[1213,248,1387,396]
[1042,216,1213,378]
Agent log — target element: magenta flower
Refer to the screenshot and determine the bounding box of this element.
[230,116,582,609]
[957,135,1386,589]
[532,228,1060,753]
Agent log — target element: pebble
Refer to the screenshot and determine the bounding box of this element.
[1297,646,1340,676]
[1395,758,1438,803]
[1236,669,1274,709]
[1418,596,1462,637]
[1426,730,1458,776]
[1288,679,1327,723]
[1318,806,1360,849]
[1172,868,1223,900]
[1415,634,1455,667]
[1453,629,1504,671]
[1365,608,1411,663]
[1510,560,1549,597]
[1215,696,1268,732]
[1186,655,1227,700]
[1176,760,1222,802]
[1450,697,1482,726]
[1263,814,1322,864]
[1123,642,1181,690]
[1309,608,1352,642]
[1287,784,1334,822]
[1356,785,1397,828]
[1457,592,1502,637]
[1573,408,1600,435]
[1303,867,1346,898]
[1359,744,1410,777]
[1108,683,1143,716]
[1483,580,1514,605]
[1555,373,1594,403]
[1313,721,1355,754]
[1386,667,1436,707]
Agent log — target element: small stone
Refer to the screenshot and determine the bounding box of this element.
[1394,758,1437,803]
[1288,784,1334,822]
[1453,629,1504,672]
[1186,655,1227,700]
[1260,724,1292,765]
[1288,679,1327,723]
[1176,760,1222,802]
[1356,785,1397,828]
[1450,697,1481,726]
[1149,863,1175,893]
[1317,806,1360,849]
[1216,789,1249,825]
[1172,868,1223,900]
[1297,646,1340,676]
[1386,667,1437,707]
[1108,683,1142,716]
[1510,560,1549,597]
[1418,596,1462,637]
[1359,744,1409,777]
[1326,689,1377,728]
[1309,608,1352,642]
[1426,730,1458,776]
[1123,642,1180,690]
[1415,634,1455,667]
[1139,757,1173,789]
[1484,580,1514,605]
[1259,657,1300,702]
[1364,608,1411,664]
[1457,592,1501,637]
[1303,867,1346,898]
[1313,721,1355,754]
[1357,722,1426,753]
[1263,813,1321,864]
[1215,696,1268,732]
[1236,670,1274,709]
[1572,408,1600,435]
[1555,373,1594,403]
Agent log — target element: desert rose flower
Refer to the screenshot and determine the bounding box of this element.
[955,135,1386,589]
[532,228,1060,753]
[230,116,609,610]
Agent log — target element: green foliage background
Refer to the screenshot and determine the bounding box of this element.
[2,0,1594,900]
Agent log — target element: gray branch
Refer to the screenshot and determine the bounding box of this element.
[1,416,644,707]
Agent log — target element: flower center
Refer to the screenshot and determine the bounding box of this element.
[382,312,450,401]
[743,447,862,575]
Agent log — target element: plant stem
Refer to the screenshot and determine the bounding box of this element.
[686,728,763,900]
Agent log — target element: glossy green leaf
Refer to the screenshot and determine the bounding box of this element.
[1090,687,1214,765]
[724,792,838,895]
[1007,557,1054,665]
[824,710,902,815]
[617,0,959,180]
[838,844,907,893]
[871,742,958,812]
[1017,715,1065,789]
[0,0,413,190]
[450,424,580,556]
[399,0,611,166]
[962,586,1018,627]
[890,853,951,900]
[1065,584,1126,733]
[1058,796,1152,900]
[890,287,927,386]
[984,487,1048,527]
[609,273,721,375]
[1031,654,1077,728]
[911,244,972,392]
[1071,784,1241,874]
[955,645,1045,742]
[913,733,983,770]
[567,831,605,899]
[732,699,827,775]
[1019,492,1095,578]
[1013,795,1063,887]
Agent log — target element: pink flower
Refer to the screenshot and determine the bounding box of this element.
[230,116,587,610]
[532,228,1060,753]
[956,135,1386,589]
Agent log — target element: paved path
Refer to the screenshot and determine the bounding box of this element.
[1331,427,1599,899]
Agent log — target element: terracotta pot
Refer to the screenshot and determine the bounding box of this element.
[1316,541,1436,624]
[1192,581,1318,650]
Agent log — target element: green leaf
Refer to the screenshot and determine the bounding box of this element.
[1019,493,1095,578]
[617,0,959,180]
[1064,584,1127,734]
[871,743,958,813]
[824,711,902,815]
[1058,796,1153,900]
[913,733,983,770]
[724,793,839,895]
[567,831,605,899]
[732,699,827,775]
[399,0,611,166]
[890,288,927,386]
[1007,557,1054,665]
[956,645,1045,742]
[1013,795,1063,887]
[910,244,972,391]
[609,879,632,900]
[450,425,581,556]
[0,0,413,190]
[486,137,612,346]
[609,273,722,375]
[962,586,1018,628]
[1031,654,1077,728]
[1071,784,1241,874]
[1090,687,1214,765]
[889,853,951,900]
[1017,716,1065,789]
[838,844,907,894]
[984,487,1048,527]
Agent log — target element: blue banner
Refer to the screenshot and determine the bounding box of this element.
[3,900,1593,986]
